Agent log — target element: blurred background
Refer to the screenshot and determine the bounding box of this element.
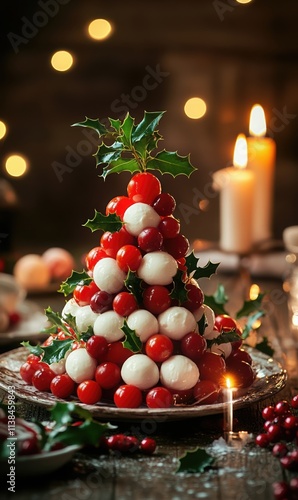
[0,0,298,266]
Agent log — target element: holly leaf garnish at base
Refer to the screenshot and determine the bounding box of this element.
[236,293,265,319]
[83,211,123,233]
[59,270,92,296]
[176,447,215,474]
[121,320,142,353]
[185,252,220,280]
[204,284,229,316]
[170,269,188,304]
[72,110,197,178]
[124,270,144,305]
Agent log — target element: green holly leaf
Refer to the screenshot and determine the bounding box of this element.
[121,113,134,147]
[170,269,188,304]
[197,313,207,335]
[44,307,75,337]
[109,117,122,133]
[241,310,265,340]
[131,111,165,142]
[254,336,274,357]
[193,260,220,280]
[121,320,142,353]
[185,251,200,274]
[22,338,74,364]
[204,284,229,315]
[147,150,196,177]
[236,293,265,319]
[95,142,123,165]
[21,341,44,358]
[134,132,162,159]
[72,117,108,137]
[176,447,215,474]
[83,210,123,232]
[124,270,144,305]
[206,330,239,349]
[102,158,140,179]
[59,270,92,296]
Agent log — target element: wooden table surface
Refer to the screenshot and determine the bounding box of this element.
[1,270,298,500]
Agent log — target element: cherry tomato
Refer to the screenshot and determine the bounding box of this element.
[73,280,99,306]
[227,348,252,365]
[116,245,142,272]
[193,380,220,405]
[86,335,108,361]
[180,332,207,362]
[100,227,136,258]
[127,172,161,204]
[32,366,56,392]
[146,386,174,408]
[104,341,134,366]
[77,380,102,404]
[196,351,226,385]
[20,361,50,385]
[114,384,143,409]
[50,373,75,398]
[113,292,138,317]
[143,285,171,315]
[95,362,121,389]
[85,246,107,272]
[106,196,134,219]
[214,314,237,332]
[145,334,174,362]
[183,283,204,312]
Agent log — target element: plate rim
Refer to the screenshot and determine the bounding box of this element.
[0,346,288,421]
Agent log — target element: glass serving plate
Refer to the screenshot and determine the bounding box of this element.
[0,347,287,421]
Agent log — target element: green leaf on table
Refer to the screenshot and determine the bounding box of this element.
[102,158,140,179]
[254,336,274,357]
[170,269,188,304]
[124,270,144,305]
[121,320,142,353]
[72,117,108,137]
[176,447,215,474]
[236,293,265,319]
[204,284,229,315]
[147,150,196,177]
[59,270,92,296]
[131,111,165,142]
[241,310,265,340]
[83,210,123,232]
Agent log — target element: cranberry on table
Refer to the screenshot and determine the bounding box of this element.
[140,437,156,455]
[107,434,139,453]
[272,442,288,458]
[274,400,291,415]
[262,405,275,421]
[255,433,270,448]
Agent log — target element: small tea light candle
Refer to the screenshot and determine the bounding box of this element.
[223,377,234,435]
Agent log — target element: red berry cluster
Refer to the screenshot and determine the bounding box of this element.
[256,396,298,499]
[101,434,156,455]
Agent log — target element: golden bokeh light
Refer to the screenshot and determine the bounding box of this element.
[184,97,207,119]
[0,121,7,140]
[88,19,113,40]
[51,51,74,72]
[5,154,28,177]
[249,283,260,300]
[236,0,253,3]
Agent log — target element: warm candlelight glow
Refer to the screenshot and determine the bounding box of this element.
[249,283,260,300]
[51,51,74,72]
[233,134,248,169]
[249,104,267,138]
[5,154,28,177]
[184,97,207,119]
[88,19,113,40]
[224,376,234,436]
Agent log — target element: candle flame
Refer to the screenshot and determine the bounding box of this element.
[233,133,247,169]
[226,376,233,389]
[249,104,267,137]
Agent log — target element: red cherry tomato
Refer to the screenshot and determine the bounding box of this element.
[143,285,171,315]
[127,172,161,204]
[85,246,107,272]
[116,245,142,272]
[214,314,237,332]
[100,227,136,258]
[95,362,121,389]
[145,334,174,362]
[73,280,99,306]
[196,351,226,385]
[180,332,207,362]
[146,386,174,408]
[50,373,75,398]
[86,335,108,361]
[113,292,138,317]
[104,341,134,366]
[77,380,102,404]
[193,380,220,405]
[106,196,134,219]
[114,384,143,409]
[20,361,47,385]
[32,366,56,392]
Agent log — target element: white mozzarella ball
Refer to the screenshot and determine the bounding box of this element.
[62,298,80,319]
[121,354,159,390]
[93,310,124,342]
[93,257,126,294]
[204,328,221,341]
[158,306,197,340]
[137,251,178,286]
[49,359,66,375]
[160,355,199,391]
[210,342,232,359]
[127,309,159,342]
[123,202,160,237]
[75,305,99,333]
[65,348,97,383]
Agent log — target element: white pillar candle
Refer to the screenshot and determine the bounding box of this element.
[247,104,276,244]
[213,134,255,254]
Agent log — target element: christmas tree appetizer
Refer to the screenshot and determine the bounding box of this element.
[21,111,264,409]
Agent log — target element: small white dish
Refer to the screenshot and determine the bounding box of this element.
[0,444,82,476]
